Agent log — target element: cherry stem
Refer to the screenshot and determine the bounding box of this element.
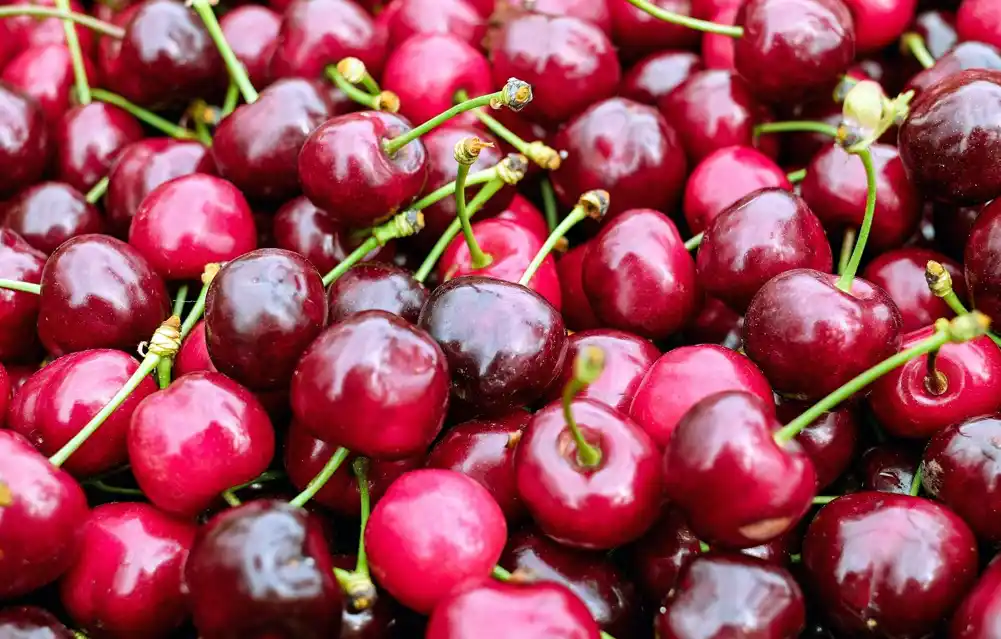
[453,139,495,270]
[85,176,109,204]
[813,496,837,504]
[333,458,378,611]
[157,284,190,388]
[336,57,381,95]
[838,227,856,275]
[925,349,948,395]
[322,210,425,286]
[455,89,561,171]
[492,565,513,580]
[289,447,350,508]
[561,346,606,468]
[221,80,240,118]
[699,541,710,553]
[54,0,90,105]
[91,89,199,140]
[49,316,182,468]
[520,190,609,287]
[684,232,703,252]
[622,0,743,37]
[0,279,41,295]
[910,465,922,496]
[540,178,559,232]
[158,265,219,385]
[786,168,807,184]
[353,458,372,580]
[901,32,935,70]
[86,479,145,496]
[326,64,382,111]
[926,262,1001,349]
[221,490,241,507]
[754,121,840,138]
[411,166,497,213]
[835,147,875,291]
[189,0,259,104]
[0,5,124,37]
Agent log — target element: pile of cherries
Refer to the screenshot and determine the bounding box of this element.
[4,0,1001,635]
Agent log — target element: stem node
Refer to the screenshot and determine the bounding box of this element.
[493,78,533,111]
[454,137,493,165]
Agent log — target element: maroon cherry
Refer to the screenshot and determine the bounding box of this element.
[913,9,958,59]
[327,262,427,324]
[54,102,144,193]
[385,0,486,48]
[0,363,8,427]
[609,0,700,56]
[0,44,95,125]
[582,208,699,340]
[38,234,170,356]
[0,228,45,362]
[860,444,919,494]
[0,607,74,638]
[957,0,1001,50]
[862,247,967,331]
[205,248,326,391]
[556,242,601,331]
[774,396,858,490]
[0,82,49,199]
[59,503,197,638]
[219,5,282,89]
[627,507,702,602]
[128,371,276,517]
[905,41,1001,97]
[2,182,104,255]
[174,320,216,377]
[803,492,979,636]
[842,0,916,51]
[619,50,703,105]
[365,468,507,613]
[964,198,1001,327]
[332,556,417,639]
[501,0,612,34]
[683,295,744,349]
[185,499,343,638]
[551,98,688,218]
[952,554,1001,638]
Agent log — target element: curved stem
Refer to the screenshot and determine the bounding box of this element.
[325,65,379,110]
[786,168,807,184]
[55,0,90,105]
[455,163,492,270]
[684,232,703,252]
[622,0,743,37]
[561,347,605,468]
[181,278,211,339]
[409,167,496,212]
[383,90,504,156]
[910,465,922,496]
[519,202,591,286]
[939,290,1001,349]
[221,80,240,118]
[354,458,371,579]
[838,227,856,276]
[189,0,258,104]
[0,5,124,37]
[323,238,377,287]
[171,284,190,318]
[91,89,199,140]
[754,121,840,138]
[85,176,109,204]
[289,447,350,508]
[321,211,425,286]
[87,479,145,496]
[901,32,935,70]
[456,89,531,156]
[836,147,875,291]
[0,279,41,295]
[541,178,558,232]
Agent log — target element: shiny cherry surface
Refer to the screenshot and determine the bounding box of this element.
[0,82,49,198]
[328,262,427,324]
[952,555,1001,639]
[842,0,915,51]
[1,44,94,125]
[219,5,281,89]
[628,507,702,602]
[862,247,967,332]
[385,0,486,48]
[905,41,1001,97]
[965,198,1001,328]
[54,102,144,193]
[609,0,700,56]
[619,50,703,105]
[775,397,858,490]
[2,182,103,255]
[556,242,601,331]
[0,228,45,361]
[860,444,919,494]
[957,0,1001,50]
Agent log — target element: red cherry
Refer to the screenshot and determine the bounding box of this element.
[174,320,217,377]
[365,468,507,614]
[0,363,9,427]
[4,0,94,53]
[619,50,703,106]
[905,41,1001,97]
[556,242,601,331]
[54,103,144,193]
[219,5,281,89]
[683,296,743,349]
[957,0,1001,50]
[494,194,549,244]
[702,6,739,70]
[964,198,1001,327]
[327,262,427,324]
[609,0,700,57]
[0,44,95,125]
[0,83,49,199]
[860,444,919,494]
[842,0,916,51]
[2,181,104,255]
[0,229,45,362]
[952,554,1001,638]
[503,0,612,35]
[386,0,486,48]
[862,248,967,332]
[774,397,858,490]
[0,607,74,637]
[627,507,702,602]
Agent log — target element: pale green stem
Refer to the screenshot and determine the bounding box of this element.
[289,447,350,508]
[0,279,40,294]
[383,91,504,156]
[91,89,199,140]
[55,0,90,104]
[0,5,123,37]
[85,176,109,204]
[190,0,259,103]
[622,0,743,37]
[836,147,875,291]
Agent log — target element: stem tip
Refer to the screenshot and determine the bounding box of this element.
[574,345,606,385]
[948,312,991,343]
[374,91,400,113]
[336,57,367,84]
[454,137,493,165]
[925,260,953,297]
[496,153,529,185]
[493,78,533,111]
[578,190,610,221]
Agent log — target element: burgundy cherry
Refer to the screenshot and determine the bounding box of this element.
[913,9,958,59]
[0,607,74,638]
[0,82,49,199]
[842,0,916,51]
[862,248,967,331]
[609,0,700,56]
[54,103,144,193]
[957,0,1001,50]
[964,198,1001,327]
[327,262,427,324]
[385,0,486,48]
[219,5,282,89]
[627,507,702,602]
[0,44,94,125]
[365,468,507,613]
[128,371,276,517]
[683,296,743,349]
[905,41,1001,97]
[205,248,326,391]
[619,50,703,105]
[774,396,858,490]
[556,242,601,331]
[59,503,197,638]
[2,182,103,255]
[803,492,979,636]
[952,555,1001,638]
[174,320,216,377]
[0,229,45,362]
[860,444,919,494]
[38,234,170,356]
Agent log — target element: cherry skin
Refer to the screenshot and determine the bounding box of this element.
[54,102,144,193]
[743,269,902,400]
[682,145,791,234]
[219,5,282,89]
[702,5,740,70]
[385,0,486,48]
[0,228,45,362]
[501,0,612,35]
[128,371,276,518]
[59,502,197,639]
[905,41,1001,97]
[899,69,1001,205]
[952,555,1001,638]
[697,187,833,314]
[657,553,806,639]
[38,234,171,356]
[205,248,326,391]
[608,0,700,57]
[862,247,967,332]
[627,507,702,602]
[582,208,699,340]
[299,111,428,229]
[734,0,856,103]
[174,320,216,377]
[964,198,1001,328]
[957,0,1001,50]
[0,363,8,427]
[803,492,979,637]
[1,44,95,125]
[331,556,416,639]
[842,0,916,51]
[619,50,703,106]
[629,344,774,448]
[913,9,958,60]
[683,296,744,349]
[2,182,104,255]
[0,82,49,199]
[663,391,817,548]
[0,607,74,638]
[774,396,858,490]
[556,242,601,331]
[328,262,427,324]
[3,0,94,53]
[0,430,89,598]
[185,499,343,639]
[860,444,919,494]
[551,98,688,218]
[493,194,549,244]
[365,468,507,614]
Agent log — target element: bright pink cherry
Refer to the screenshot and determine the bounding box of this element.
[219,5,281,89]
[1,44,95,125]
[2,181,104,254]
[54,102,144,193]
[862,248,967,332]
[957,0,1001,50]
[0,228,45,362]
[619,51,703,106]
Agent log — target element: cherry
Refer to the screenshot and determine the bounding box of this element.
[682,145,791,234]
[185,499,343,638]
[331,556,416,639]
[734,0,856,103]
[365,468,507,613]
[494,194,549,244]
[627,507,702,602]
[205,248,326,391]
[1,44,95,125]
[582,208,699,340]
[862,247,967,331]
[556,242,601,331]
[952,554,1001,638]
[418,276,567,413]
[385,0,486,48]
[0,83,49,199]
[54,102,144,194]
[499,0,613,35]
[291,310,449,459]
[328,262,427,324]
[0,607,74,638]
[842,0,916,51]
[657,553,806,638]
[59,502,197,638]
[128,371,275,517]
[2,182,103,255]
[803,492,979,636]
[0,430,89,598]
[964,198,1001,327]
[899,69,1001,205]
[619,50,703,105]
[774,396,858,490]
[551,98,688,218]
[743,269,902,400]
[0,229,45,362]
[174,320,216,377]
[905,41,1001,97]
[609,0,700,57]
[702,5,740,70]
[38,234,170,356]
[3,0,94,53]
[957,0,1001,50]
[629,344,773,448]
[683,295,744,349]
[860,444,919,494]
[697,187,833,314]
[425,410,530,522]
[0,363,8,426]
[219,5,281,90]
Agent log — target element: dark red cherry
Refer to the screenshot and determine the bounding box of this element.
[174,320,216,377]
[913,9,958,59]
[803,492,979,637]
[59,503,197,639]
[933,202,981,261]
[0,229,45,362]
[774,396,858,490]
[663,391,817,548]
[682,145,791,234]
[365,469,507,613]
[957,0,1001,50]
[328,262,427,324]
[502,0,612,34]
[899,69,1001,205]
[2,182,103,255]
[965,198,1001,327]
[697,187,832,314]
[556,242,601,331]
[38,234,170,356]
[801,143,921,251]
[629,344,774,448]
[952,554,1001,638]
[0,607,74,638]
[331,556,418,639]
[619,50,703,106]
[185,499,343,639]
[54,103,144,193]
[219,5,282,89]
[627,507,702,602]
[493,193,549,244]
[128,372,275,517]
[419,276,568,412]
[386,0,486,48]
[0,430,89,598]
[905,41,1001,97]
[609,0,700,57]
[862,248,967,332]
[299,111,428,228]
[702,5,739,70]
[551,98,688,218]
[0,44,95,125]
[743,269,902,400]
[683,296,744,349]
[582,208,699,340]
[842,0,916,51]
[734,0,856,103]
[0,82,49,199]
[4,0,94,53]
[8,349,157,478]
[657,553,806,639]
[0,363,8,427]
[291,310,449,459]
[426,411,529,521]
[860,444,919,494]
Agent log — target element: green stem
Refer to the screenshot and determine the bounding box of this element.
[171,284,190,318]
[91,89,198,140]
[519,202,592,286]
[325,65,379,110]
[354,458,371,579]
[813,496,837,504]
[622,0,743,37]
[786,168,807,184]
[838,227,856,276]
[54,0,91,104]
[321,211,424,286]
[189,0,258,104]
[221,490,241,507]
[192,118,213,146]
[323,238,377,286]
[910,466,922,496]
[87,479,145,496]
[560,347,605,468]
[699,541,710,553]
[836,147,875,291]
[85,176,109,204]
[492,565,512,581]
[455,163,493,270]
[754,121,840,138]
[181,277,212,339]
[228,469,285,492]
[541,178,558,232]
[0,279,41,294]
[221,80,240,118]
[940,291,1001,348]
[902,32,935,70]
[684,232,703,252]
[457,89,530,156]
[289,447,350,508]
[359,74,380,96]
[383,91,504,156]
[157,285,190,389]
[409,167,496,212]
[0,5,124,37]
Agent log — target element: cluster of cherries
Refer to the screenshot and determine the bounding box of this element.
[3,0,1001,635]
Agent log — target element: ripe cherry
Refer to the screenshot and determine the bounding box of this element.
[957,0,1001,50]
[860,444,919,494]
[683,296,744,349]
[842,0,916,52]
[964,198,1001,327]
[174,320,216,377]
[386,0,486,49]
[0,82,49,198]
[327,262,427,324]
[219,5,281,89]
[556,242,600,331]
[952,554,1001,638]
[862,248,966,331]
[494,194,549,244]
[627,507,702,602]
[609,0,700,56]
[905,41,1001,97]
[619,50,703,105]
[775,396,858,490]
[0,229,45,362]
[1,44,95,125]
[54,103,144,193]
[2,182,104,255]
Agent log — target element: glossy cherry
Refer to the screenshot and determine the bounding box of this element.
[493,194,549,244]
[174,320,216,377]
[0,607,74,637]
[774,396,858,490]
[952,554,1001,638]
[905,41,1001,97]
[1,44,95,125]
[862,247,967,332]
[627,507,702,602]
[964,198,1001,328]
[619,50,703,105]
[0,229,45,362]
[0,82,49,199]
[2,182,103,255]
[683,296,744,349]
[219,5,282,89]
[555,244,601,333]
[842,0,916,51]
[328,262,427,324]
[957,0,1001,50]
[860,444,919,494]
[609,0,700,57]
[3,0,94,53]
[54,103,144,193]
[702,5,740,70]
[386,0,486,49]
